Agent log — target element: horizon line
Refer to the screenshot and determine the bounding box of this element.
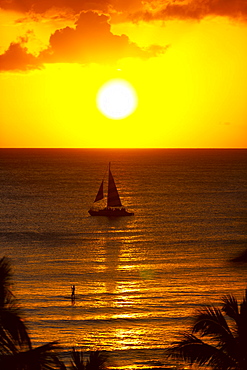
[0,147,246,150]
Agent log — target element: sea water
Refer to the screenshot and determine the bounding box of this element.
[0,148,247,369]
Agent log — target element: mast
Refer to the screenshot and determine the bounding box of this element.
[107,162,122,208]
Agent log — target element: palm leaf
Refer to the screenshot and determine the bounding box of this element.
[0,257,31,355]
[222,294,239,322]
[222,291,247,368]
[70,347,85,370]
[166,290,247,369]
[166,332,236,369]
[0,341,62,370]
[0,258,64,369]
[192,306,236,347]
[27,341,62,370]
[86,351,108,370]
[0,257,12,307]
[0,306,31,353]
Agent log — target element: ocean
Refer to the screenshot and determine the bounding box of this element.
[0,148,247,369]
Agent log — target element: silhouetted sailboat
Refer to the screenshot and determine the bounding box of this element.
[88,163,134,217]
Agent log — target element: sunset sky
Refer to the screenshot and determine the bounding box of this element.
[0,0,247,148]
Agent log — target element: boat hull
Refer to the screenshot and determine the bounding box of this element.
[88,207,134,217]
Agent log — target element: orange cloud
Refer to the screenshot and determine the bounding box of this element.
[0,41,41,71]
[131,0,247,22]
[40,12,167,64]
[0,11,167,70]
[1,0,247,21]
[2,0,244,71]
[0,0,109,13]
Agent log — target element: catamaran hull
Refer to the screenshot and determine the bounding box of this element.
[88,208,134,217]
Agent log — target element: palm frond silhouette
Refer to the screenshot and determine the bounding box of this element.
[166,289,247,369]
[0,257,62,369]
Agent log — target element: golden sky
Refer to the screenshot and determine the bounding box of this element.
[0,0,247,148]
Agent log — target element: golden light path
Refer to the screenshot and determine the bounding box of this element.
[96,79,138,120]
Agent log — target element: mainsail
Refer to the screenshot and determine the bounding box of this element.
[94,180,104,203]
[88,162,134,216]
[107,168,122,208]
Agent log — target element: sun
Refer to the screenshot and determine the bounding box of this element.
[96,79,138,120]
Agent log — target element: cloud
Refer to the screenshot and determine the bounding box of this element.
[1,0,247,21]
[0,0,109,13]
[131,0,247,22]
[0,11,168,70]
[40,12,167,64]
[0,41,41,71]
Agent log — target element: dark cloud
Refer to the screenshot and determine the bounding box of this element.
[1,0,247,21]
[0,41,41,71]
[0,11,167,70]
[0,0,142,15]
[0,0,109,13]
[131,0,247,22]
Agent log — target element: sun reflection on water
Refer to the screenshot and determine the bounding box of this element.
[10,209,245,370]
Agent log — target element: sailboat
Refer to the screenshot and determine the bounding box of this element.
[88,163,134,217]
